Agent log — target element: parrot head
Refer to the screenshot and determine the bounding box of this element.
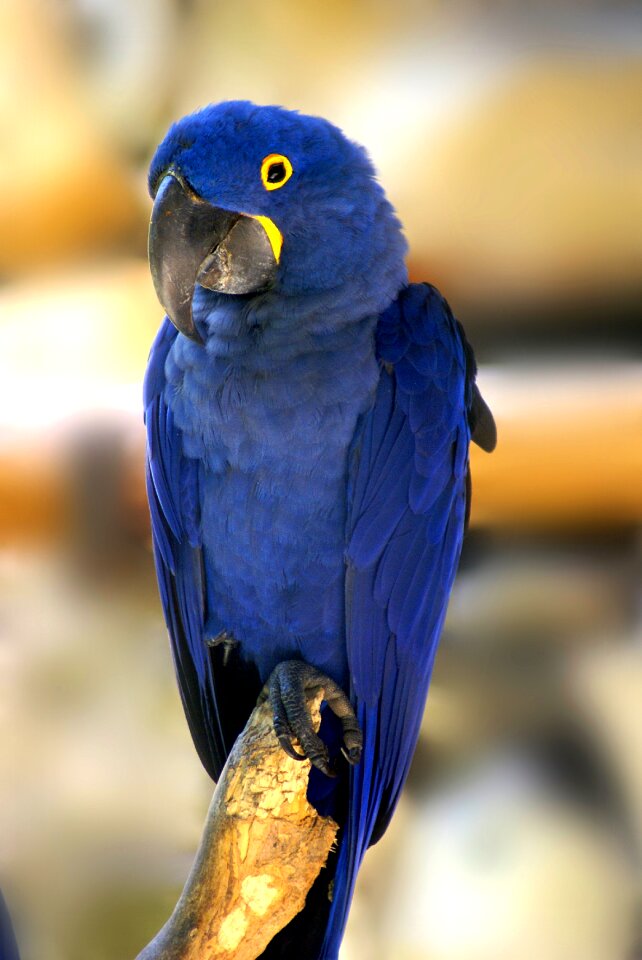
[148,100,407,342]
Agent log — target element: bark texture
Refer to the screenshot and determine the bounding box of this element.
[136,691,338,960]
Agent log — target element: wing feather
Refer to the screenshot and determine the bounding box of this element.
[144,319,227,780]
[322,283,492,958]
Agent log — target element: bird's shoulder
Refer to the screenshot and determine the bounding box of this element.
[375,281,467,386]
[374,282,496,453]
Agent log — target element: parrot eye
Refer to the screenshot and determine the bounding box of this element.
[261,154,293,191]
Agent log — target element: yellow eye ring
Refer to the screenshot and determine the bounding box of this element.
[261,153,293,191]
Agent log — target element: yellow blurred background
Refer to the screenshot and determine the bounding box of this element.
[0,1,640,958]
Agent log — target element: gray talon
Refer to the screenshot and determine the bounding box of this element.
[268,660,362,778]
[315,757,337,778]
[341,745,362,766]
[205,630,238,667]
[278,735,306,761]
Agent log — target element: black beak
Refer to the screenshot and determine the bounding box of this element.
[148,173,280,343]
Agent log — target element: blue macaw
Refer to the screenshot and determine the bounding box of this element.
[145,101,495,959]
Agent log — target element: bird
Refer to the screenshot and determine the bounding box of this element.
[144,100,496,959]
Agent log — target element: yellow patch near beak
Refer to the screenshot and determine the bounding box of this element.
[249,215,283,263]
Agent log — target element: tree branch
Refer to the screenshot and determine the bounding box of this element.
[136,690,338,960]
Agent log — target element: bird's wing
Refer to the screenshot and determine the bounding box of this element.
[144,318,232,780]
[324,283,494,956]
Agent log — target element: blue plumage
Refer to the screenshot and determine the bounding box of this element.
[144,101,493,959]
[0,892,20,960]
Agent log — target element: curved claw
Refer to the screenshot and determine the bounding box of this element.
[341,745,362,766]
[279,735,307,762]
[268,659,362,778]
[314,756,337,779]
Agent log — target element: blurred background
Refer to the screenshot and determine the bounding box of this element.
[0,0,640,958]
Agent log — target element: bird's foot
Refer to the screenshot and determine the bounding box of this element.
[267,660,362,778]
[205,630,238,667]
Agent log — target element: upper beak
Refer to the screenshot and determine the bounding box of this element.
[148,172,281,343]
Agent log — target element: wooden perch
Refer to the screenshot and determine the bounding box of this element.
[136,690,338,960]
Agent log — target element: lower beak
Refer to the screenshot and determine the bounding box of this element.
[148,173,281,343]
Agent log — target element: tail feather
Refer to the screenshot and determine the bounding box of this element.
[320,704,383,959]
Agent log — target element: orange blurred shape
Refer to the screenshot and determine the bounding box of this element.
[471,364,642,529]
[400,59,642,308]
[0,0,145,276]
[0,263,641,542]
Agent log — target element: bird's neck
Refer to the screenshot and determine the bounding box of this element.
[165,286,386,473]
[188,284,379,371]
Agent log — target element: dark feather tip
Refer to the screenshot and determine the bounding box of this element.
[471,384,497,452]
